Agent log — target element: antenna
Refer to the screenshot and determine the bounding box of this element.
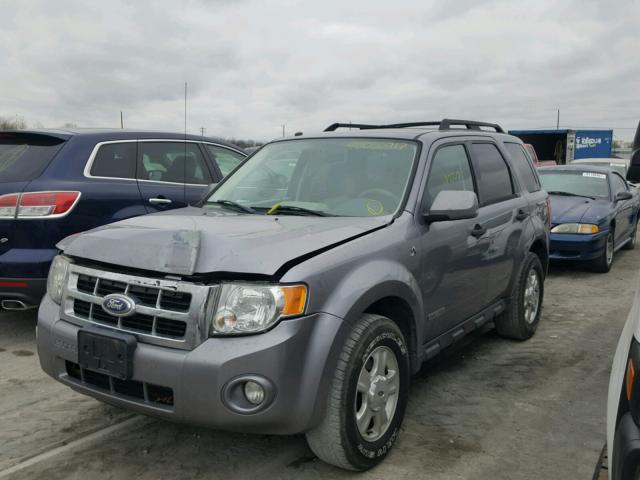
[120,111,124,129]
[184,82,188,205]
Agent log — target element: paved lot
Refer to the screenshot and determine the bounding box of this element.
[2,248,639,480]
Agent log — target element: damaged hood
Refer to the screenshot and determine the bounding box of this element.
[549,195,610,225]
[58,207,390,276]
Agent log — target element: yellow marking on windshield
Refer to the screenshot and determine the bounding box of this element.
[366,199,384,216]
[443,170,463,184]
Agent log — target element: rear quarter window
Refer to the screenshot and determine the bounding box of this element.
[0,133,66,182]
[204,144,245,177]
[504,142,541,193]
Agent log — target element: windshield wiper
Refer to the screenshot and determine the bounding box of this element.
[546,191,596,200]
[266,204,333,217]
[207,199,257,214]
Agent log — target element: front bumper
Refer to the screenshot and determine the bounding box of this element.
[612,413,640,480]
[36,295,345,435]
[549,231,608,261]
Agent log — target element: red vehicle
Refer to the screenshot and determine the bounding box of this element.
[524,143,557,168]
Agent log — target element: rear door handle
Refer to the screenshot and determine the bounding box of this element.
[470,224,487,238]
[515,209,529,221]
[149,197,172,205]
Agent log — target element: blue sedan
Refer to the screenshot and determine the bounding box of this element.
[538,165,640,273]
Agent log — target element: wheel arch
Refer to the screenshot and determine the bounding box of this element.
[529,237,549,277]
[363,296,420,373]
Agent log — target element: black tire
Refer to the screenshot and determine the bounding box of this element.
[592,230,614,273]
[305,314,410,471]
[623,220,637,250]
[495,252,544,340]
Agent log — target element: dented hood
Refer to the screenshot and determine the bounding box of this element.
[58,207,389,276]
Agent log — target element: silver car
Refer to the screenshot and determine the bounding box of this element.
[37,119,550,470]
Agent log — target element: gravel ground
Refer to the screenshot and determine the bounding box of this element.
[1,247,638,479]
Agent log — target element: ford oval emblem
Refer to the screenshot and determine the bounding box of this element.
[102,294,136,317]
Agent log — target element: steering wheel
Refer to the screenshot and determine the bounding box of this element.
[358,188,400,208]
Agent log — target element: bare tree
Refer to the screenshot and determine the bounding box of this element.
[0,116,27,130]
[225,138,264,149]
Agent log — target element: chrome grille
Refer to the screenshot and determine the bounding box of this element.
[62,264,216,350]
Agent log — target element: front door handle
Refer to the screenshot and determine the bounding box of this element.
[515,209,529,221]
[470,224,487,238]
[149,197,172,205]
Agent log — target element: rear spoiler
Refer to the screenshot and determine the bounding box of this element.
[0,130,72,142]
[628,122,640,183]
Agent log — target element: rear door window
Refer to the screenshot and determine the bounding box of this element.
[138,142,212,184]
[90,142,137,179]
[504,142,541,193]
[469,143,515,206]
[0,133,66,182]
[204,144,245,177]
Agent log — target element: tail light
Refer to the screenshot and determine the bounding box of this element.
[0,191,81,219]
[626,339,640,426]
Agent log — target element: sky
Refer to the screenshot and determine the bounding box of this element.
[1,0,639,142]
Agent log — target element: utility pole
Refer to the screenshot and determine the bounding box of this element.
[200,127,206,137]
[556,109,560,129]
[120,111,124,129]
[281,124,286,137]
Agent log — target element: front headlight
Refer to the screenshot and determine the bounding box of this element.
[211,283,307,335]
[47,255,71,304]
[551,223,600,234]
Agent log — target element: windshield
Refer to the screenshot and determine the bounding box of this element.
[539,170,610,199]
[204,138,418,217]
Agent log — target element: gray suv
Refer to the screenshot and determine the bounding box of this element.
[37,119,550,470]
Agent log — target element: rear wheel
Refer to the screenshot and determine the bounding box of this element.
[592,230,614,273]
[495,252,544,340]
[306,314,410,471]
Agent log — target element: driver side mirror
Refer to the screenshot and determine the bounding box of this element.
[423,190,479,223]
[616,190,633,202]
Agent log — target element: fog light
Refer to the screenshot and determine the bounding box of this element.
[244,381,265,405]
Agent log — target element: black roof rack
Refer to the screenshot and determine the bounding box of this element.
[324,119,505,134]
[324,123,382,131]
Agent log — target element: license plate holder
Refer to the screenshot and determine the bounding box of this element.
[78,328,137,380]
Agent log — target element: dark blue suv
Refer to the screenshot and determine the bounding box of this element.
[0,129,246,309]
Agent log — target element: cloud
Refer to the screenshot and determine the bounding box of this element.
[0,0,638,141]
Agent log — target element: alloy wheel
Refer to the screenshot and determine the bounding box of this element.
[523,268,540,325]
[355,345,400,442]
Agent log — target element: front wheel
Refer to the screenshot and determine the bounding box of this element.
[592,230,614,273]
[306,314,410,471]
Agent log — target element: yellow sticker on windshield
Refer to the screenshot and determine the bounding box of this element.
[366,199,384,216]
[347,141,410,151]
